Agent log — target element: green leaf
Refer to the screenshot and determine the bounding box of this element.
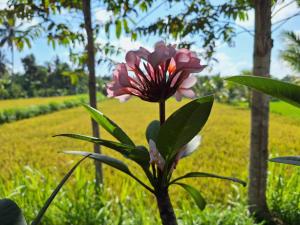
[174,183,206,210]
[55,134,149,168]
[0,199,27,225]
[123,19,130,33]
[269,156,300,166]
[226,76,300,108]
[115,20,122,38]
[83,104,134,146]
[32,155,89,225]
[64,151,154,193]
[131,32,137,41]
[64,151,131,175]
[146,120,160,143]
[170,172,246,186]
[156,95,214,160]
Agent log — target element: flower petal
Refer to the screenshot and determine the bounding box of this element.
[174,91,183,101]
[180,75,197,88]
[178,89,196,99]
[149,139,165,171]
[126,51,140,68]
[116,94,131,102]
[180,135,202,158]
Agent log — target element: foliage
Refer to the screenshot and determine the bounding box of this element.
[194,75,250,104]
[3,163,299,225]
[0,95,91,124]
[1,98,300,200]
[0,167,263,225]
[280,31,300,73]
[267,164,300,225]
[0,54,111,99]
[114,0,251,58]
[226,75,300,166]
[226,75,300,108]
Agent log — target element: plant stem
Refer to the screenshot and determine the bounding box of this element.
[159,100,166,125]
[156,189,178,225]
[156,100,178,225]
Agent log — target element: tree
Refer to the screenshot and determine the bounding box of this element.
[280,31,300,73]
[1,0,125,187]
[0,15,41,74]
[82,0,103,185]
[0,50,8,76]
[248,1,273,222]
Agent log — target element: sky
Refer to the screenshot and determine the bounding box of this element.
[0,0,300,78]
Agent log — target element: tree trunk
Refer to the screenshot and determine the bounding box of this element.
[82,0,103,186]
[11,45,14,75]
[156,189,178,225]
[249,0,273,222]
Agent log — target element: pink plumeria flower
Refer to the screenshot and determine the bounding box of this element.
[149,139,165,171]
[148,135,201,172]
[107,41,205,102]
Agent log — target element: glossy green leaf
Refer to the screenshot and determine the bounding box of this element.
[170,172,246,186]
[32,155,89,225]
[65,151,154,193]
[64,151,131,175]
[174,183,206,210]
[269,156,300,166]
[55,134,149,168]
[83,104,134,146]
[116,20,122,38]
[145,120,160,142]
[226,76,300,108]
[157,95,214,159]
[0,199,27,225]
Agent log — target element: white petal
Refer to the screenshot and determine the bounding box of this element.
[180,135,201,158]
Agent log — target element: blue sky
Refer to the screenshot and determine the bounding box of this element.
[0,0,299,78]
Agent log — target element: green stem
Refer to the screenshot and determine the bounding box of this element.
[159,100,165,125]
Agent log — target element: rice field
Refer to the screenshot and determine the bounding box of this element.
[0,94,87,111]
[1,97,300,204]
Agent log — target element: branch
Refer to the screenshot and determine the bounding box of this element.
[272,0,296,18]
[220,20,254,36]
[135,0,169,26]
[272,11,300,33]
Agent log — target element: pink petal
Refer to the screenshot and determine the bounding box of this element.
[178,89,196,99]
[125,51,140,68]
[148,41,176,68]
[176,52,190,63]
[149,139,165,171]
[135,47,151,60]
[116,94,131,102]
[174,91,183,101]
[116,63,131,86]
[154,41,166,50]
[180,75,197,88]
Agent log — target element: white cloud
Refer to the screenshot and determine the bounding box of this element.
[206,52,248,76]
[271,57,294,78]
[95,9,113,24]
[0,0,8,10]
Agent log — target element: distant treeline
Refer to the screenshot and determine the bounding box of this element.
[1,54,299,103]
[0,54,110,99]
